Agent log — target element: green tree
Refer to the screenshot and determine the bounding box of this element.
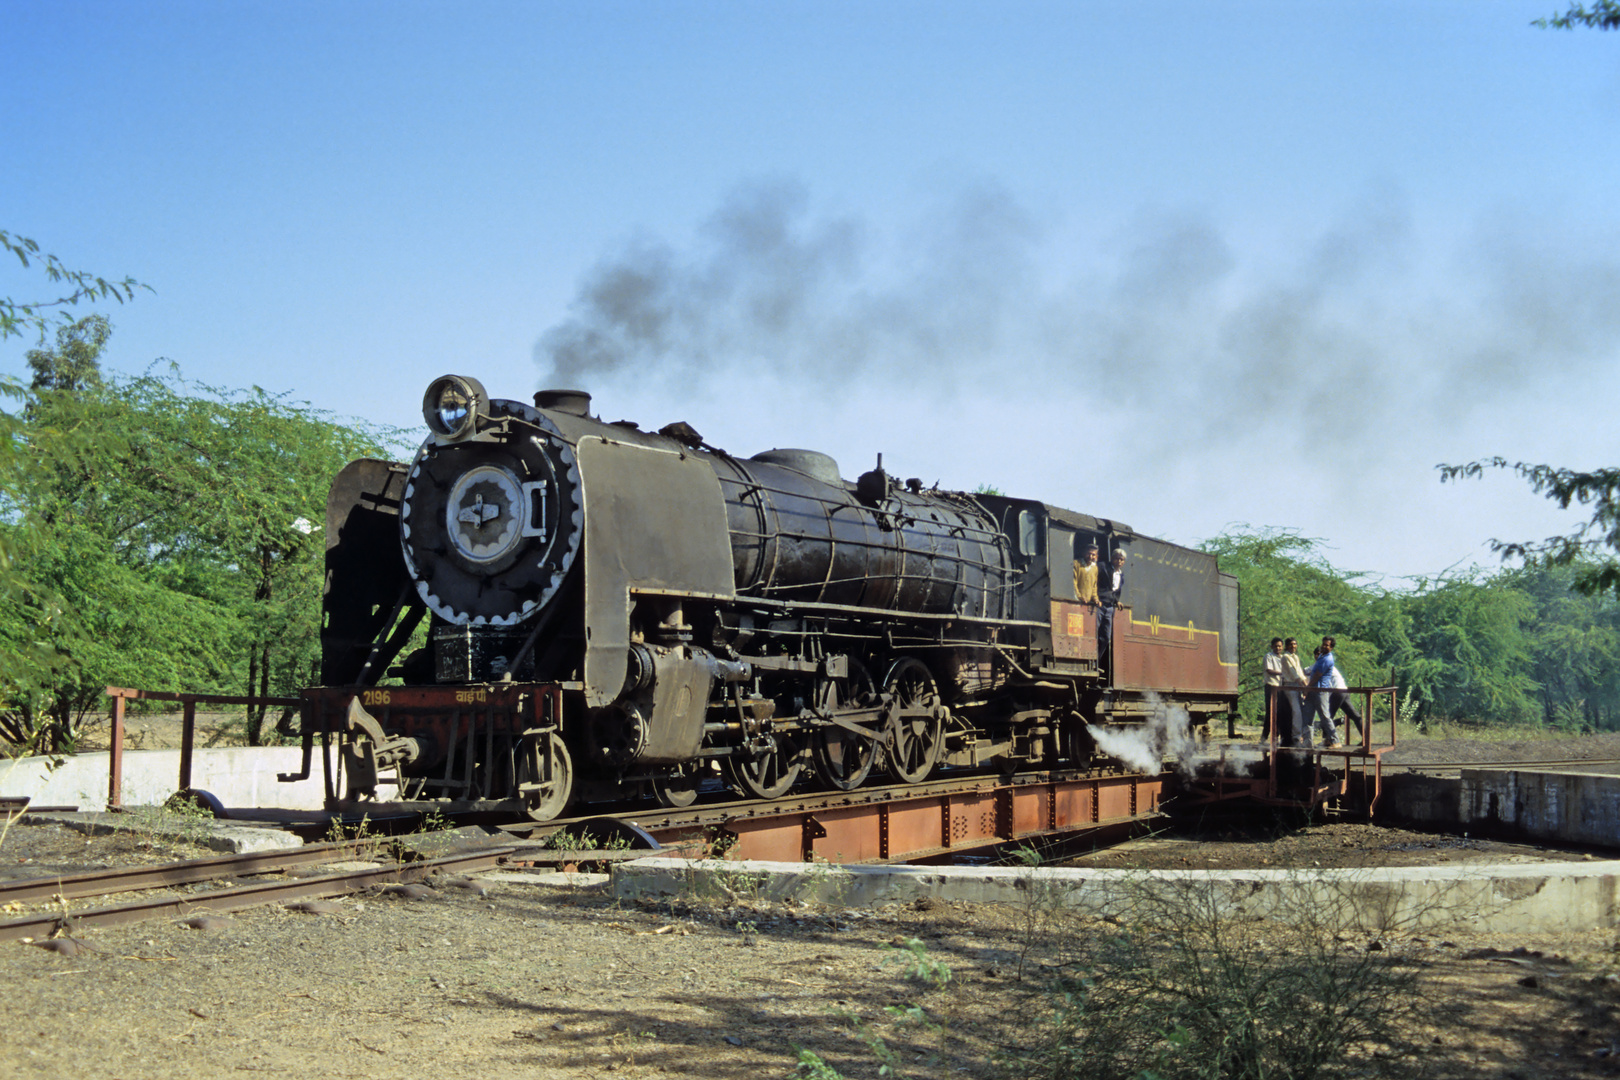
[26,314,109,392]
[1201,528,1555,732]
[0,365,392,751]
[1440,459,1620,598]
[1,230,144,344]
[1199,529,1382,721]
[1534,1,1620,29]
[1390,572,1539,729]
[0,233,145,721]
[1502,559,1620,731]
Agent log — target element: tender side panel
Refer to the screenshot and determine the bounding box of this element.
[1111,536,1238,697]
[577,437,735,708]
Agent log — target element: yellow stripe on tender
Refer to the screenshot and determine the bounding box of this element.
[1124,611,1238,668]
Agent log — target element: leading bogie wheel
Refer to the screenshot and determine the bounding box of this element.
[723,735,802,800]
[519,730,574,822]
[651,762,702,808]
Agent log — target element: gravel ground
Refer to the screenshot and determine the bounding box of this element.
[4,729,1620,1078]
[1,819,1619,1080]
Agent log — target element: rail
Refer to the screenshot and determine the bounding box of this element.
[0,840,369,905]
[0,845,512,944]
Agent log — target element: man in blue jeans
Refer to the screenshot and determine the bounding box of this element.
[1301,636,1342,747]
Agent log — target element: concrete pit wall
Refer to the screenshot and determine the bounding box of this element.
[1369,768,1620,851]
[0,747,326,812]
[613,857,1620,933]
[1462,768,1620,849]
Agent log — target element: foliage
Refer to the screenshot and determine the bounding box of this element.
[1441,458,1620,599]
[26,315,108,393]
[1392,573,1538,729]
[794,1047,846,1079]
[1199,527,1620,730]
[822,1000,944,1080]
[1533,1,1620,29]
[1198,529,1381,718]
[998,874,1421,1080]
[0,231,146,345]
[116,794,219,850]
[881,937,953,987]
[1504,560,1620,731]
[0,355,392,751]
[0,235,146,721]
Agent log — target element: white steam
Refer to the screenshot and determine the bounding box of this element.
[1087,692,1203,779]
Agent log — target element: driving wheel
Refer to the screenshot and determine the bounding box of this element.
[883,657,946,784]
[812,658,882,791]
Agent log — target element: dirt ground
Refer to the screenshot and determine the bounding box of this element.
[0,814,1617,1080]
[73,709,265,752]
[4,726,1620,1078]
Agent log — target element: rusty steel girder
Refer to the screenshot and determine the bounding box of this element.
[613,771,1163,864]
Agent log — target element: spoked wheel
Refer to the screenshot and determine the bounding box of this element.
[651,762,702,809]
[883,657,946,784]
[518,730,574,822]
[812,658,882,792]
[723,735,802,800]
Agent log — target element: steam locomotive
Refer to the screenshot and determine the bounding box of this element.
[293,376,1238,820]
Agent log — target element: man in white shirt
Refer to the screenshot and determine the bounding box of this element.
[1262,637,1287,741]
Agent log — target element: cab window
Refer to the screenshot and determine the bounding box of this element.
[1016,509,1043,558]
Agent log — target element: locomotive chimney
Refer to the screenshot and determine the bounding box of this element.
[534,389,593,417]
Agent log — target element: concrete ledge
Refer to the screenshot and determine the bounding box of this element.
[613,857,1620,933]
[481,869,610,888]
[0,747,325,812]
[23,812,304,853]
[1380,772,1462,827]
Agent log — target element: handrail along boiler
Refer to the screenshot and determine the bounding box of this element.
[299,376,1240,819]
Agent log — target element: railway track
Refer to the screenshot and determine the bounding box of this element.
[0,764,1161,942]
[0,843,519,944]
[0,840,384,905]
[9,733,1603,946]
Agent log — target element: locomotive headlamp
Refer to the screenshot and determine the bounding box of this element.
[422,375,490,441]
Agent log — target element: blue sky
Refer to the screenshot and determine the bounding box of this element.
[5,1,1618,581]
